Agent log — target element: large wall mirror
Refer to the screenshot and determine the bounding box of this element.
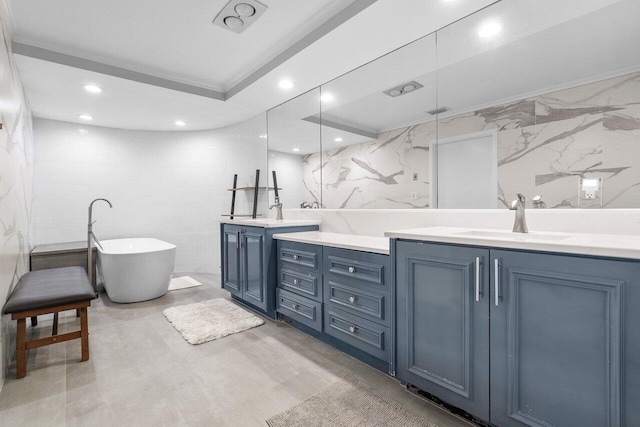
[267,88,321,209]
[268,0,640,209]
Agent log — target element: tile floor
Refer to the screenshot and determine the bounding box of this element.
[0,273,473,427]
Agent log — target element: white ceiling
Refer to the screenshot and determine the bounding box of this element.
[2,0,498,131]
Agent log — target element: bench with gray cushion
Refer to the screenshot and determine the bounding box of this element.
[2,266,96,378]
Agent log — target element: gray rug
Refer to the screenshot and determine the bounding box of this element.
[162,298,264,345]
[266,375,437,427]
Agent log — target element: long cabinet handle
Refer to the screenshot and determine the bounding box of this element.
[475,257,481,302]
[236,230,240,249]
[494,259,500,306]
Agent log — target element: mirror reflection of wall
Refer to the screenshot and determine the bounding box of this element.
[314,33,437,209]
[267,88,321,209]
[436,0,640,209]
[267,0,640,209]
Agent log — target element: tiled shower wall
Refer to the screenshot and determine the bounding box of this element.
[0,13,34,389]
[32,115,267,274]
[304,71,640,209]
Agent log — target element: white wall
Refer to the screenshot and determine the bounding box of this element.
[0,12,34,390]
[267,150,304,209]
[32,115,267,273]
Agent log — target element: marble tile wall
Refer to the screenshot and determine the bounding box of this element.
[0,12,33,389]
[303,71,640,209]
[284,208,640,237]
[32,115,267,274]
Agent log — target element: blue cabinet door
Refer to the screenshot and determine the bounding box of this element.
[396,241,490,420]
[490,250,639,427]
[222,224,241,297]
[242,227,266,311]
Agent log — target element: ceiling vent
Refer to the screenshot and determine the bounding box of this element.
[213,0,268,34]
[383,81,424,97]
[426,107,449,115]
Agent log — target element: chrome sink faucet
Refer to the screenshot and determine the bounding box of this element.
[270,196,283,220]
[509,193,529,233]
[532,195,547,209]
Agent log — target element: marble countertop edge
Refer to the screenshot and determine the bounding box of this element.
[272,231,390,255]
[384,226,640,260]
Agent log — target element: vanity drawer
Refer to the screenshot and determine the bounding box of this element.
[324,307,389,362]
[324,280,389,326]
[324,247,389,293]
[276,288,322,332]
[279,268,322,302]
[278,241,322,273]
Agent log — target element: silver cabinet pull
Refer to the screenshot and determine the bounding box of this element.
[349,296,357,304]
[475,257,481,302]
[293,254,299,261]
[293,279,299,285]
[236,230,240,249]
[349,326,356,333]
[494,259,500,306]
[348,266,356,273]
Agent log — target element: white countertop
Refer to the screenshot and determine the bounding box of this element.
[219,218,321,228]
[273,231,390,255]
[385,226,640,260]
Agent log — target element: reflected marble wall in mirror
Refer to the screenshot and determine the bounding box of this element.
[268,0,640,209]
[315,33,437,209]
[435,0,640,209]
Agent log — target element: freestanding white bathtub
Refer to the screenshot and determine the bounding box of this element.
[97,238,176,303]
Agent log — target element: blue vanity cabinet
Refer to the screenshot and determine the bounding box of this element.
[490,249,640,427]
[323,247,391,363]
[395,239,640,426]
[222,224,242,297]
[220,223,318,318]
[395,241,490,421]
[276,240,323,331]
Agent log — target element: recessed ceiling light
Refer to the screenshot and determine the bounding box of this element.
[292,147,300,152]
[259,134,268,139]
[83,84,103,93]
[224,16,244,29]
[78,114,93,121]
[478,21,502,38]
[78,129,88,134]
[279,79,294,90]
[235,3,256,16]
[334,137,343,142]
[174,120,186,126]
[320,93,334,102]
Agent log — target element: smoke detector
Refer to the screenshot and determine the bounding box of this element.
[383,81,424,97]
[213,0,268,34]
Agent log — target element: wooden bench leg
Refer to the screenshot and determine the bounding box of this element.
[80,307,89,362]
[30,316,37,327]
[16,318,27,379]
[52,312,59,336]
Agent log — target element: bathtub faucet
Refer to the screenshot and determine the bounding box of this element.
[88,198,112,290]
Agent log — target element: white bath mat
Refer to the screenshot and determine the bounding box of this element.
[168,275,202,291]
[162,298,264,345]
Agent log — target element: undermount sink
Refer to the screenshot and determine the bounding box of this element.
[455,230,571,241]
